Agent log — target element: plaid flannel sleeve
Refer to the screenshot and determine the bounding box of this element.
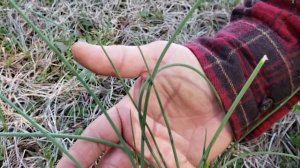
[185,0,300,141]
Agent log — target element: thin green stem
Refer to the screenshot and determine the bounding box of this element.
[142,128,164,168]
[158,63,223,109]
[0,105,8,131]
[129,110,139,164]
[0,132,123,149]
[99,38,160,168]
[198,55,268,168]
[202,129,207,157]
[151,0,203,77]
[138,61,218,168]
[138,46,167,168]
[8,0,135,166]
[26,8,67,29]
[217,86,300,165]
[0,94,83,168]
[222,151,300,168]
[140,82,153,168]
[215,86,300,167]
[134,151,156,168]
[238,86,300,141]
[152,84,175,165]
[138,79,165,167]
[140,1,204,167]
[157,63,225,167]
[138,58,219,168]
[157,63,227,167]
[145,124,166,168]
[0,131,158,167]
[136,47,165,167]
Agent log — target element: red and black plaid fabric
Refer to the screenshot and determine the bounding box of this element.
[186,0,300,141]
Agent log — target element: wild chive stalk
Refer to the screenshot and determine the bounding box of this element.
[198,55,269,168]
[0,93,84,168]
[0,105,8,131]
[5,0,295,167]
[215,86,300,167]
[239,86,300,141]
[138,1,204,167]
[9,0,162,167]
[156,63,224,167]
[8,0,136,167]
[0,132,123,149]
[158,63,223,108]
[137,46,168,167]
[137,61,223,167]
[99,45,161,167]
[0,131,155,167]
[9,0,160,166]
[222,151,300,168]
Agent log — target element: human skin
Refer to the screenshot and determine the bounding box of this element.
[57,41,233,167]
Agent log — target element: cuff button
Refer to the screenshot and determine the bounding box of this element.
[259,98,274,112]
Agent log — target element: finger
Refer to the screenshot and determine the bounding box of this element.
[97,148,131,168]
[57,106,123,168]
[72,41,158,78]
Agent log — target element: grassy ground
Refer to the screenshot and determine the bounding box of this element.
[0,0,299,167]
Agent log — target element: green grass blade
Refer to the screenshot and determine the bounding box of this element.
[198,55,268,168]
[158,63,224,167]
[138,46,168,168]
[238,86,300,141]
[202,129,207,157]
[0,105,8,131]
[0,93,83,168]
[214,87,300,165]
[222,151,300,168]
[100,45,162,167]
[99,37,162,168]
[158,63,223,109]
[26,8,67,29]
[145,124,166,167]
[129,110,139,164]
[0,131,158,167]
[136,48,164,167]
[140,82,153,168]
[151,0,203,77]
[141,128,163,168]
[215,86,300,166]
[293,104,300,112]
[140,63,216,167]
[8,0,135,166]
[0,132,123,149]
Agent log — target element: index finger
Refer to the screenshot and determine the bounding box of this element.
[72,42,153,78]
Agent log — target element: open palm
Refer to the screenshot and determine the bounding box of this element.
[57,41,232,168]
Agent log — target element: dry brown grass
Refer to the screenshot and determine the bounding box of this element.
[0,0,299,167]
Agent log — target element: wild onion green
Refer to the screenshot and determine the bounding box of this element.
[137,46,167,167]
[239,86,300,141]
[0,105,8,131]
[3,0,296,167]
[198,55,269,167]
[139,1,204,167]
[0,93,84,168]
[0,132,123,149]
[222,151,300,168]
[8,0,135,167]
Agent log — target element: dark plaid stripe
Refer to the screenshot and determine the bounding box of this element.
[185,0,300,140]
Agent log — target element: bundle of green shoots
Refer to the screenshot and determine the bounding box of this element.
[0,0,299,167]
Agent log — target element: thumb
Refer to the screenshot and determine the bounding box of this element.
[72,42,157,78]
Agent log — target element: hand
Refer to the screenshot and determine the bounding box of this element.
[57,41,233,168]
